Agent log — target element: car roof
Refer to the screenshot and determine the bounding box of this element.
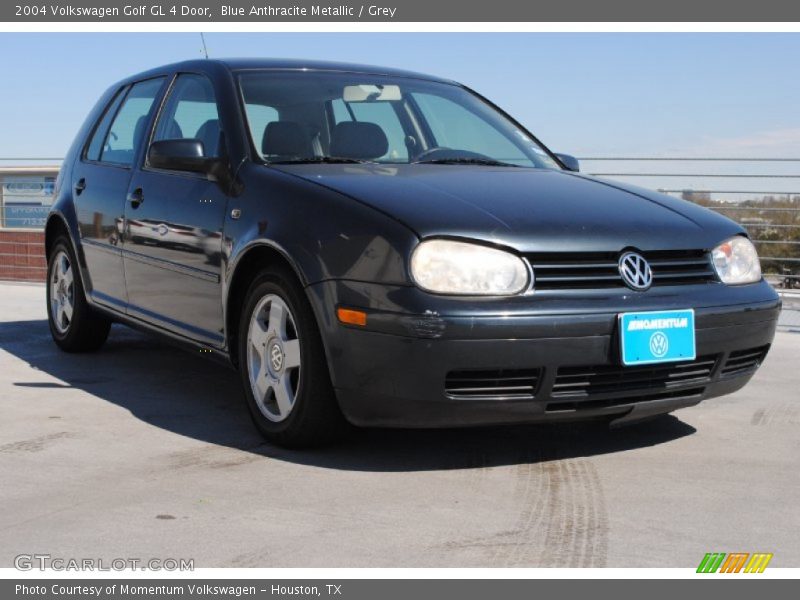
[115,58,455,87]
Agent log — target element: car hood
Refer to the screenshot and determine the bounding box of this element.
[276,164,742,253]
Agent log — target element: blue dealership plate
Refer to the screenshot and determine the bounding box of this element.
[619,309,696,366]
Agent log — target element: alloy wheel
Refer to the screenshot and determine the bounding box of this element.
[246,294,302,422]
[50,250,75,335]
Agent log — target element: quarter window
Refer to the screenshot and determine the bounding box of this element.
[85,89,126,162]
[100,78,165,166]
[152,74,223,159]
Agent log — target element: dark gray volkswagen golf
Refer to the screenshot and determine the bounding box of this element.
[46,59,780,446]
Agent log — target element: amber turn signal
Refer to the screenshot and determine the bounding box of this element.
[337,307,367,327]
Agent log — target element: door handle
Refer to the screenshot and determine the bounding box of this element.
[74,178,86,196]
[128,188,144,209]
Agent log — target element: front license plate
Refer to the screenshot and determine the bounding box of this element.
[619,309,696,366]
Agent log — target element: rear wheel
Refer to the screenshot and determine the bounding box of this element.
[238,267,348,447]
[46,238,110,352]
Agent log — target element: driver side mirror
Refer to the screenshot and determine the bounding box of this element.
[555,153,580,172]
[148,139,234,189]
[148,139,226,176]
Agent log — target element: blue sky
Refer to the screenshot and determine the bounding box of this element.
[1,32,799,162]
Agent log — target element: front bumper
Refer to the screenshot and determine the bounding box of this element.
[307,280,780,427]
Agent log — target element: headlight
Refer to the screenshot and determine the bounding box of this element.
[410,239,530,295]
[711,236,761,285]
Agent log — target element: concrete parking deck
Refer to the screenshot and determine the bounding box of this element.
[0,282,797,568]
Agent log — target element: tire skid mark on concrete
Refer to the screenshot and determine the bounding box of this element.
[751,403,798,426]
[576,459,608,567]
[0,431,75,454]
[227,549,272,568]
[491,457,608,567]
[494,456,548,566]
[164,442,269,470]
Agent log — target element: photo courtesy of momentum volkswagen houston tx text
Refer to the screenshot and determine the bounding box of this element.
[44,59,780,447]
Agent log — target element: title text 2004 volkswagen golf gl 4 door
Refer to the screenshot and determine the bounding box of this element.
[45,59,780,446]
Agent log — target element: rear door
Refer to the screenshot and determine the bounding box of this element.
[122,73,229,346]
[72,78,165,310]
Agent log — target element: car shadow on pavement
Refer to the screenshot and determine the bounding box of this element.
[1,319,696,472]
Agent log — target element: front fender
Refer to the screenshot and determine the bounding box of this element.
[223,164,420,288]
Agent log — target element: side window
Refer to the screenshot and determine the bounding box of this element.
[152,74,222,159]
[332,99,408,161]
[85,89,126,162]
[100,78,164,167]
[412,92,529,164]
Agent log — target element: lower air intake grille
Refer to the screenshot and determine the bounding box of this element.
[552,355,718,398]
[546,387,706,413]
[445,368,542,400]
[527,250,716,290]
[721,345,770,377]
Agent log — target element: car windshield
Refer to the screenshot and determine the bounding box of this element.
[238,71,560,169]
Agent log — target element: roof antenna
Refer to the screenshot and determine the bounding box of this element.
[200,32,209,59]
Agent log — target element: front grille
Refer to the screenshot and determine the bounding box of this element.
[445,368,542,400]
[552,355,718,398]
[527,250,716,290]
[721,345,770,377]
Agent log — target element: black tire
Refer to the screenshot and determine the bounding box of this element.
[46,237,111,352]
[237,266,349,447]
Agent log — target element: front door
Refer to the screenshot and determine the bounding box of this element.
[122,73,228,346]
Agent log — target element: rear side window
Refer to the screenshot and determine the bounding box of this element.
[100,78,165,166]
[152,74,223,158]
[85,89,126,162]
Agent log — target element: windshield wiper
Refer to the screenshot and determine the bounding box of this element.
[413,158,521,167]
[269,156,373,165]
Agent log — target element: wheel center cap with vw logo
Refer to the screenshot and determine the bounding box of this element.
[618,252,653,291]
[269,342,284,372]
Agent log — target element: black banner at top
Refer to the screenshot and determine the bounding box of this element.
[4,0,800,22]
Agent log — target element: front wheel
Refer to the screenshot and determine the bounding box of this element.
[238,268,348,447]
[46,237,110,352]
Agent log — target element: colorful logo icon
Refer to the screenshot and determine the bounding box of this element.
[697,552,773,573]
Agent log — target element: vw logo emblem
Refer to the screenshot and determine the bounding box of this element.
[269,343,284,372]
[649,331,669,358]
[618,251,653,291]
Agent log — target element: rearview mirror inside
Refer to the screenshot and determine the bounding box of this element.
[343,84,402,102]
